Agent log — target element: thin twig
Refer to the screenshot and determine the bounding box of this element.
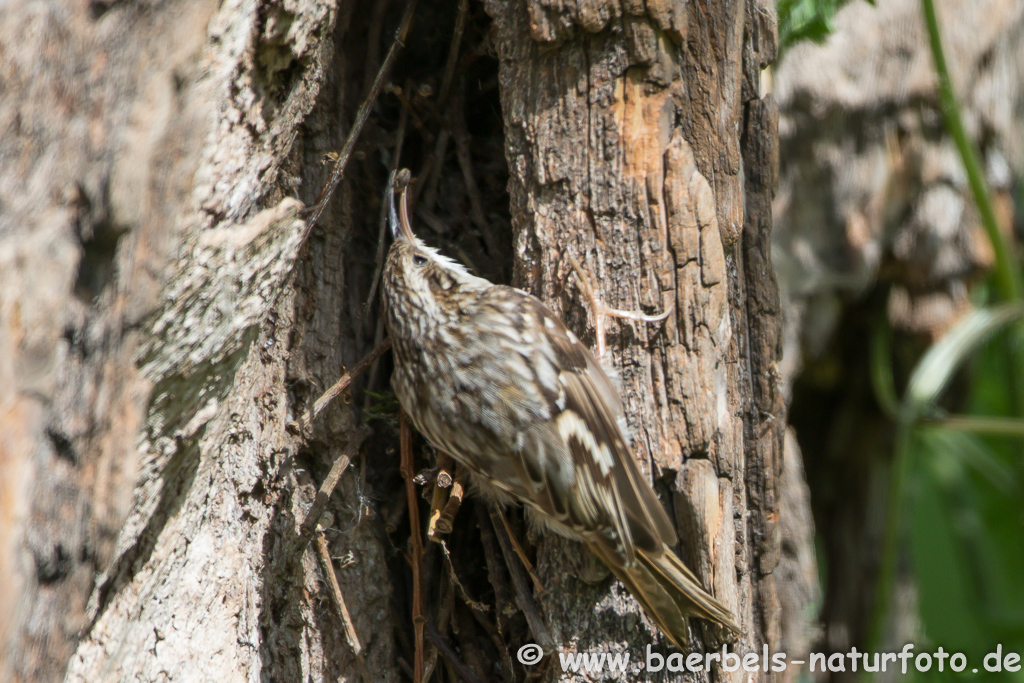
[396,657,414,680]
[448,83,508,267]
[476,506,514,617]
[413,0,468,213]
[388,85,428,132]
[454,605,491,683]
[365,78,414,316]
[421,570,453,683]
[361,0,393,98]
[567,254,673,359]
[468,605,514,683]
[362,315,388,412]
[492,506,544,594]
[416,127,452,213]
[452,96,488,237]
[437,0,469,108]
[400,412,426,683]
[424,620,485,683]
[438,541,490,613]
[434,466,468,536]
[289,338,392,435]
[298,428,371,546]
[385,490,408,534]
[427,454,455,541]
[302,0,419,239]
[314,528,372,683]
[485,505,555,652]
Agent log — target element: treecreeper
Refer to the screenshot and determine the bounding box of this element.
[380,169,739,649]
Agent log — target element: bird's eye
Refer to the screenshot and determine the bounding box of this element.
[412,254,428,267]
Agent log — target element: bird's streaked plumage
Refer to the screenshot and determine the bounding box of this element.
[380,170,739,648]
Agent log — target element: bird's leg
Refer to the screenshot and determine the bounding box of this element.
[566,255,673,360]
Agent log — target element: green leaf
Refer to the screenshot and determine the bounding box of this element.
[905,305,1024,419]
[777,0,875,55]
[912,430,1024,669]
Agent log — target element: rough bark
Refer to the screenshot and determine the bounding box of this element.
[485,0,786,677]
[1,0,792,681]
[1,1,398,681]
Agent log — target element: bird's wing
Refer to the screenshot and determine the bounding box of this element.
[491,292,678,565]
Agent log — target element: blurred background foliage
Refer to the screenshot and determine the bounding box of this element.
[778,0,1024,680]
[777,0,872,55]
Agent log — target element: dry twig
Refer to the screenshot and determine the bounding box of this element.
[425,620,484,683]
[413,0,468,212]
[486,505,555,652]
[451,92,488,237]
[437,0,469,108]
[435,466,468,536]
[361,0,393,96]
[454,605,491,682]
[384,489,408,534]
[566,254,673,360]
[492,506,543,594]
[427,453,455,541]
[365,77,414,317]
[302,0,419,240]
[314,528,371,683]
[438,540,489,613]
[416,128,451,213]
[476,506,515,615]
[400,413,426,683]
[468,605,514,683]
[288,338,391,435]
[297,427,372,549]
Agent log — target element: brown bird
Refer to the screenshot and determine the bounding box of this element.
[380,170,739,648]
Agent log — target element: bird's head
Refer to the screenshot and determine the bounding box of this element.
[382,170,490,335]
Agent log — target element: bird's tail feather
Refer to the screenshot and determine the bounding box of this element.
[590,543,740,649]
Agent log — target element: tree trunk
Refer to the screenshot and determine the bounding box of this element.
[0,0,792,681]
[1,1,398,680]
[485,0,784,674]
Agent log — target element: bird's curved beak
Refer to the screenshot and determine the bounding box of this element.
[386,169,416,243]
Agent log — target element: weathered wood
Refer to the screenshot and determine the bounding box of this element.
[0,0,399,680]
[1,0,793,680]
[485,0,784,675]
